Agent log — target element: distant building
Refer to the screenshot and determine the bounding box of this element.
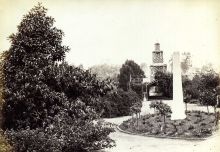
[168,52,194,79]
[150,43,167,81]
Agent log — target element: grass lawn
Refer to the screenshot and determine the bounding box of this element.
[119,111,218,139]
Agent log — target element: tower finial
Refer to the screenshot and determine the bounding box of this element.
[154,42,160,51]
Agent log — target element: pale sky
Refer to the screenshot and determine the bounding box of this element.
[0,0,220,71]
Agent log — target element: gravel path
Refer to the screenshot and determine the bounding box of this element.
[103,102,220,152]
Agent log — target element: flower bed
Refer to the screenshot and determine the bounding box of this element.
[119,111,218,139]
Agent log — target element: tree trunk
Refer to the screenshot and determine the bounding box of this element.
[163,115,166,124]
[216,112,219,126]
[214,106,216,115]
[163,115,166,133]
[185,102,187,113]
[136,114,138,127]
[207,105,209,114]
[214,106,217,125]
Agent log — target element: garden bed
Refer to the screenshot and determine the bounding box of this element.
[119,111,218,139]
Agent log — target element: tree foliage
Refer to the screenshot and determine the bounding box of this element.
[182,65,220,112]
[150,101,172,124]
[0,131,12,152]
[89,64,120,82]
[102,89,141,118]
[0,51,9,128]
[118,60,145,98]
[130,102,142,116]
[182,75,200,100]
[3,4,69,129]
[0,52,12,152]
[182,75,193,111]
[197,66,220,109]
[2,4,114,151]
[154,71,173,98]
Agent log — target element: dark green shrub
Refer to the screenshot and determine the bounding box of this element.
[151,128,160,135]
[0,131,12,152]
[192,130,202,137]
[156,118,161,122]
[6,128,63,152]
[102,89,141,118]
[177,129,184,136]
[200,128,212,135]
[118,60,145,92]
[200,122,207,126]
[154,71,173,98]
[188,125,194,130]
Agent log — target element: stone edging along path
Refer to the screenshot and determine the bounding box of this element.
[116,125,212,141]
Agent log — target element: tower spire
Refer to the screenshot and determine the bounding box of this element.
[154,42,160,51]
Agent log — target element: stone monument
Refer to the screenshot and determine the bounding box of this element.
[171,52,186,120]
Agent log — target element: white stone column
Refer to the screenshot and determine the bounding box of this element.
[171,52,186,120]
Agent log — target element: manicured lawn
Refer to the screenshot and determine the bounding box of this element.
[119,111,218,139]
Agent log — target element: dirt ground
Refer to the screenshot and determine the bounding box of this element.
[103,102,220,152]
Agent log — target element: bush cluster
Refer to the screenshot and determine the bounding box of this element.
[0,131,12,152]
[101,89,141,118]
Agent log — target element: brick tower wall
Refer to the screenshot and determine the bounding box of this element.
[152,51,163,63]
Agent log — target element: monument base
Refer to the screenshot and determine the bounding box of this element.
[170,100,186,120]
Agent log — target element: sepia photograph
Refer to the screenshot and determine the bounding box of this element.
[0,0,220,152]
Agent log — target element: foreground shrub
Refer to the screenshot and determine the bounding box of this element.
[0,131,12,152]
[6,118,115,152]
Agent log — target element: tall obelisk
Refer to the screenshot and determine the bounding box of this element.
[171,52,186,120]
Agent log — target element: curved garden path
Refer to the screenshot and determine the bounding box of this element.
[103,101,220,152]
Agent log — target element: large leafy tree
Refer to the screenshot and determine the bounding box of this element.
[0,51,9,128]
[2,4,114,151]
[0,52,12,152]
[197,66,220,113]
[3,4,69,129]
[118,60,145,94]
[48,62,114,115]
